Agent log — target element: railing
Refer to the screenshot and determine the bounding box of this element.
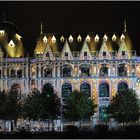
[34,50,137,60]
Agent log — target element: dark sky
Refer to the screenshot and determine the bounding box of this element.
[0,1,140,56]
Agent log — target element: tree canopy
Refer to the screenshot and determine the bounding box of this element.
[109,88,140,124]
[63,90,97,122]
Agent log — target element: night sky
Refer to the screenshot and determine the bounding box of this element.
[0,1,140,56]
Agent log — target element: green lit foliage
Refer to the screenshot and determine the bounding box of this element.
[23,88,42,120]
[109,88,140,124]
[0,90,22,131]
[63,90,97,122]
[40,83,61,121]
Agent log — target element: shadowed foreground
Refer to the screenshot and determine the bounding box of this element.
[0,125,140,138]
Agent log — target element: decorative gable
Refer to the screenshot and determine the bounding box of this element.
[118,34,128,58]
[43,44,55,60]
[80,40,92,60]
[99,35,110,58]
[61,40,73,60]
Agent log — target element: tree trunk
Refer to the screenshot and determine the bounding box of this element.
[52,119,54,131]
[10,120,13,132]
[48,120,50,132]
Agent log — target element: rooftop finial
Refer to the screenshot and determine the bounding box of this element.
[124,19,127,32]
[40,21,43,34]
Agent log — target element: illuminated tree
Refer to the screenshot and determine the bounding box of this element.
[0,90,22,131]
[63,90,96,126]
[109,88,140,124]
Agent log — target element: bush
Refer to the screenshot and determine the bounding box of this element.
[64,125,79,134]
[124,125,140,133]
[94,125,108,133]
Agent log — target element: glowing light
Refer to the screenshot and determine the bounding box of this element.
[120,34,125,41]
[86,35,90,42]
[77,35,82,42]
[15,33,22,40]
[8,40,15,47]
[51,35,56,43]
[94,34,99,42]
[103,34,108,41]
[0,30,4,35]
[112,34,116,41]
[69,35,73,42]
[43,36,48,43]
[36,52,40,54]
[60,35,65,42]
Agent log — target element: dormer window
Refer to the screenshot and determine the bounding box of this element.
[65,52,68,57]
[46,52,50,57]
[84,52,87,57]
[122,51,125,56]
[103,51,106,56]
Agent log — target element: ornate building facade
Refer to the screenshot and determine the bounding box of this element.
[0,20,140,123]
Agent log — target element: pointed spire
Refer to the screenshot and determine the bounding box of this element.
[124,19,127,32]
[40,21,43,34]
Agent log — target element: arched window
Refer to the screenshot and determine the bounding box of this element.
[100,65,108,77]
[44,68,52,78]
[61,65,72,77]
[118,82,128,93]
[117,64,127,76]
[43,83,53,93]
[17,69,22,78]
[11,83,21,99]
[80,82,91,97]
[99,82,109,97]
[80,64,90,77]
[61,83,72,98]
[10,69,16,78]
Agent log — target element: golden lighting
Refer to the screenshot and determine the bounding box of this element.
[0,30,4,35]
[60,35,65,42]
[43,36,48,43]
[86,35,90,42]
[15,33,22,40]
[77,35,82,42]
[94,34,99,42]
[8,40,15,47]
[103,34,108,42]
[69,35,73,42]
[112,34,117,41]
[120,34,125,41]
[51,35,56,43]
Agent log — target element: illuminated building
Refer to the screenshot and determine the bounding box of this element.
[0,19,140,125]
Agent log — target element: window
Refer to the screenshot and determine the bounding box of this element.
[99,82,109,97]
[65,52,68,57]
[118,82,128,93]
[117,64,127,76]
[103,51,106,56]
[80,82,91,97]
[17,69,22,78]
[44,68,52,78]
[62,83,72,98]
[80,64,90,77]
[63,67,71,77]
[100,66,108,76]
[46,52,50,57]
[84,52,87,57]
[122,51,125,56]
